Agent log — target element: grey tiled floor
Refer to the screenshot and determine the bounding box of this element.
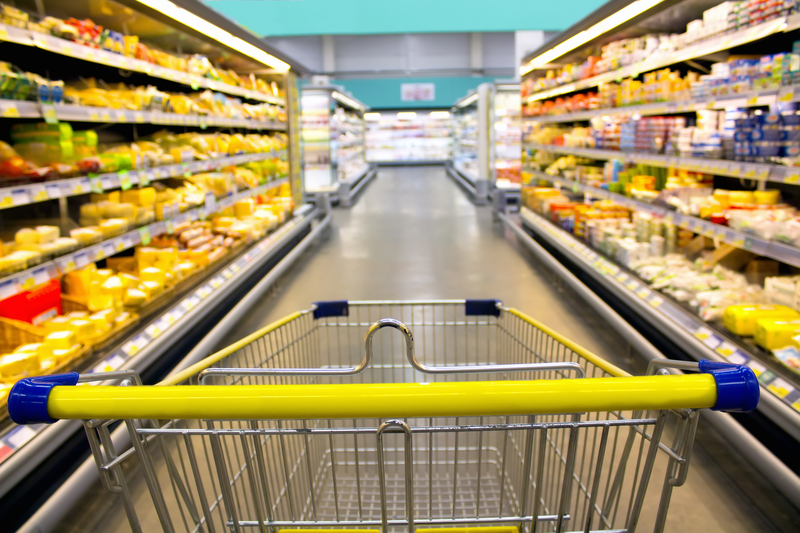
[60,166,798,532]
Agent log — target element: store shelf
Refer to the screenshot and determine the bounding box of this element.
[527,143,796,184]
[337,149,365,164]
[0,204,318,467]
[525,15,795,103]
[531,169,800,268]
[0,177,289,303]
[526,88,797,124]
[519,206,800,425]
[0,151,285,210]
[0,99,286,130]
[0,23,285,105]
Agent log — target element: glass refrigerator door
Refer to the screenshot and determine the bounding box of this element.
[494,90,522,189]
[301,92,333,191]
[332,107,368,181]
[453,106,479,183]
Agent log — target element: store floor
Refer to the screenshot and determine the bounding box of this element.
[60,166,798,532]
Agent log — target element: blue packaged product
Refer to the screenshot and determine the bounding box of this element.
[782,112,800,126]
[751,128,783,141]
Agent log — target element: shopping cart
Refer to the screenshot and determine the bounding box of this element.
[9,299,758,533]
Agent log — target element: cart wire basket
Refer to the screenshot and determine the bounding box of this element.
[9,299,759,533]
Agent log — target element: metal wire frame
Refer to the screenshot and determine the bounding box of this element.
[80,300,698,533]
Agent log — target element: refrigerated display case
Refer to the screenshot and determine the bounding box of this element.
[447,83,522,205]
[0,0,320,525]
[512,0,800,506]
[302,86,375,207]
[365,110,453,164]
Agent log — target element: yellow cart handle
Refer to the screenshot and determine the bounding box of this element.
[8,361,758,424]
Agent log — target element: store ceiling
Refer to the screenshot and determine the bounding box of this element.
[205,0,607,37]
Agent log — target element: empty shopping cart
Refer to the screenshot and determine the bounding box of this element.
[9,299,758,533]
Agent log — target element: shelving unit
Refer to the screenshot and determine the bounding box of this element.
[518,0,800,499]
[365,110,453,164]
[0,0,315,511]
[448,88,487,203]
[302,86,375,207]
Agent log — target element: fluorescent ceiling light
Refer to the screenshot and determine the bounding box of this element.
[364,112,381,120]
[520,0,666,75]
[457,93,478,108]
[135,0,290,72]
[332,91,367,111]
[429,111,450,118]
[397,112,417,120]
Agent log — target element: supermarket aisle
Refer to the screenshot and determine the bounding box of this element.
[62,166,796,532]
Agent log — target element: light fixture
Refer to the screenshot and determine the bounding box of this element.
[456,93,478,108]
[135,0,290,71]
[429,111,450,118]
[397,112,417,120]
[520,0,666,75]
[364,112,381,120]
[331,91,367,111]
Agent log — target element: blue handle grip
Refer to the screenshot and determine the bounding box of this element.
[699,360,759,412]
[8,372,79,425]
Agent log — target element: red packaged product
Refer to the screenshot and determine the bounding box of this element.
[0,278,62,325]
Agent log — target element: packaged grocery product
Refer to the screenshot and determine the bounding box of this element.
[44,330,77,350]
[0,352,39,378]
[123,288,147,307]
[754,318,800,350]
[138,280,163,299]
[68,319,96,341]
[723,304,800,336]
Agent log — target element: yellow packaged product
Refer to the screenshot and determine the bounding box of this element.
[94,269,113,282]
[139,280,163,299]
[135,247,158,269]
[15,228,39,245]
[121,187,156,207]
[234,199,255,217]
[175,261,196,278]
[100,276,125,302]
[51,345,81,365]
[723,305,800,336]
[65,311,88,319]
[213,217,237,229]
[44,316,72,334]
[154,248,178,270]
[91,191,120,203]
[44,330,77,350]
[140,266,166,285]
[14,343,44,355]
[36,226,59,243]
[63,264,97,297]
[68,319,96,341]
[119,273,140,288]
[754,319,800,350]
[123,288,147,307]
[88,312,111,333]
[0,352,39,378]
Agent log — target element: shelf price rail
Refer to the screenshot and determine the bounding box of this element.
[0,150,286,210]
[525,143,800,185]
[519,207,800,427]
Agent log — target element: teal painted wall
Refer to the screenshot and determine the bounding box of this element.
[207,0,606,37]
[305,76,499,109]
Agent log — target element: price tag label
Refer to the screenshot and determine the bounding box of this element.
[182,163,191,178]
[138,227,151,246]
[779,90,795,102]
[145,323,163,339]
[747,96,759,106]
[165,219,174,234]
[140,170,152,187]
[210,277,223,289]
[32,267,50,286]
[45,183,62,199]
[118,170,132,191]
[28,185,48,202]
[122,339,141,356]
[42,104,58,124]
[89,175,103,194]
[748,360,766,376]
[785,172,800,184]
[716,341,737,358]
[767,378,793,398]
[100,112,111,122]
[0,26,8,41]
[693,326,713,341]
[2,103,19,118]
[625,280,638,291]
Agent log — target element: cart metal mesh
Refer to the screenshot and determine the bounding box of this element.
[83,300,699,533]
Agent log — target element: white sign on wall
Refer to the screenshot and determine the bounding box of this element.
[401,83,435,101]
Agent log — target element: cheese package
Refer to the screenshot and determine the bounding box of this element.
[213,217,236,229]
[14,343,44,355]
[723,305,800,336]
[175,262,196,278]
[35,225,59,243]
[94,269,114,282]
[135,247,158,270]
[15,228,40,245]
[65,311,88,319]
[45,330,77,350]
[92,307,118,324]
[119,273,140,288]
[140,267,166,285]
[123,288,147,307]
[69,319,97,341]
[44,316,73,334]
[90,191,120,203]
[754,319,800,350]
[138,280,163,299]
[154,248,178,271]
[87,281,114,312]
[51,345,81,365]
[0,352,39,377]
[89,312,111,333]
[234,199,255,217]
[63,264,97,297]
[121,187,156,207]
[100,276,125,301]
